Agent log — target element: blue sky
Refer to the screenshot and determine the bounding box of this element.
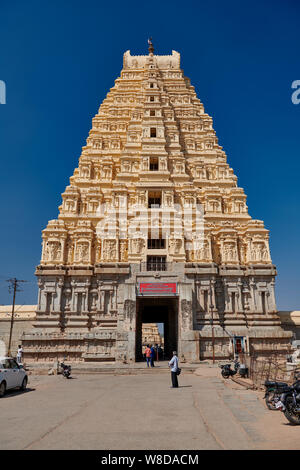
[0,0,299,310]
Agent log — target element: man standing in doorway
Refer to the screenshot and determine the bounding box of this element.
[168,351,179,388]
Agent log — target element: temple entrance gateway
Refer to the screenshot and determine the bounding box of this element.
[135,298,178,362]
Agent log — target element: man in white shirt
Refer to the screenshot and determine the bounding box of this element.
[168,351,179,388]
[17,345,23,364]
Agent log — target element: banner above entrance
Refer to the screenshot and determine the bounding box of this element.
[138,283,177,296]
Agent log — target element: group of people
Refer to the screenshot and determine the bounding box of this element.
[144,344,157,367]
[143,343,164,366]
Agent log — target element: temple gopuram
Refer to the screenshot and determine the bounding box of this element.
[22,42,291,362]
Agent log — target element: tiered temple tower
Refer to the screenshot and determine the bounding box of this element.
[22,43,291,362]
[142,324,163,348]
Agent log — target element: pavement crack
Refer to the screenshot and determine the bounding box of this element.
[23,392,102,450]
[192,391,225,450]
[215,386,258,446]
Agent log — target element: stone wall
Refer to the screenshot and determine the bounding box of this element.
[0,319,34,356]
[277,311,300,340]
[0,305,36,356]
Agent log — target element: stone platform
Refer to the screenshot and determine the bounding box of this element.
[25,360,203,375]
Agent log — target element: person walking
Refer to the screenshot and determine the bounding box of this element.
[17,345,23,364]
[145,344,151,367]
[168,351,179,388]
[150,344,155,367]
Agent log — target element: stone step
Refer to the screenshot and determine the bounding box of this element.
[25,361,201,375]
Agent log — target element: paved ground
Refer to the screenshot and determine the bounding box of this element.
[0,366,299,450]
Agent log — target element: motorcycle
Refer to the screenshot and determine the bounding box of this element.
[219,359,240,379]
[263,380,289,410]
[60,362,71,379]
[275,379,300,425]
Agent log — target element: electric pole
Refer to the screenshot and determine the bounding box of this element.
[7,278,27,356]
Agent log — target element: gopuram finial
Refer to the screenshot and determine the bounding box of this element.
[148,37,154,54]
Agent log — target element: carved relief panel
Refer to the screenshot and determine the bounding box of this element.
[119,240,128,261]
[43,240,63,263]
[169,236,183,255]
[74,241,90,263]
[102,239,118,262]
[247,238,271,263]
[129,237,145,255]
[221,240,239,264]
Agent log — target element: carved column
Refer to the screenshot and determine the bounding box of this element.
[74,292,79,313]
[82,292,87,312]
[51,293,56,313]
[56,278,64,312]
[181,299,193,331]
[210,279,217,310]
[200,289,206,311]
[223,280,231,313]
[111,282,118,311]
[242,282,250,311]
[269,279,277,312]
[258,291,263,313]
[101,290,105,312]
[37,279,44,311]
[60,240,66,263]
[90,289,98,312]
[249,278,256,311]
[237,280,243,311]
[64,288,71,312]
[97,281,102,310]
[84,280,90,312]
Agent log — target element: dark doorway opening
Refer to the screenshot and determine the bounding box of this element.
[136,297,178,362]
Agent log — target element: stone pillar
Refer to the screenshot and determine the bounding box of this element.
[90,289,97,312]
[61,240,66,263]
[64,288,71,312]
[224,281,231,313]
[82,292,87,312]
[112,282,117,310]
[96,281,102,310]
[41,241,46,263]
[210,279,217,310]
[118,283,136,363]
[101,290,105,312]
[269,279,277,312]
[249,278,256,311]
[51,293,55,312]
[55,278,64,312]
[74,292,78,313]
[37,279,44,310]
[258,291,263,313]
[237,281,243,311]
[179,282,198,362]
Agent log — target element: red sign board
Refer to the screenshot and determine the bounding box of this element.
[139,283,177,295]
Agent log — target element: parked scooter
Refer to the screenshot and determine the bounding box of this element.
[219,358,240,379]
[60,362,72,379]
[263,380,289,410]
[275,379,300,425]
